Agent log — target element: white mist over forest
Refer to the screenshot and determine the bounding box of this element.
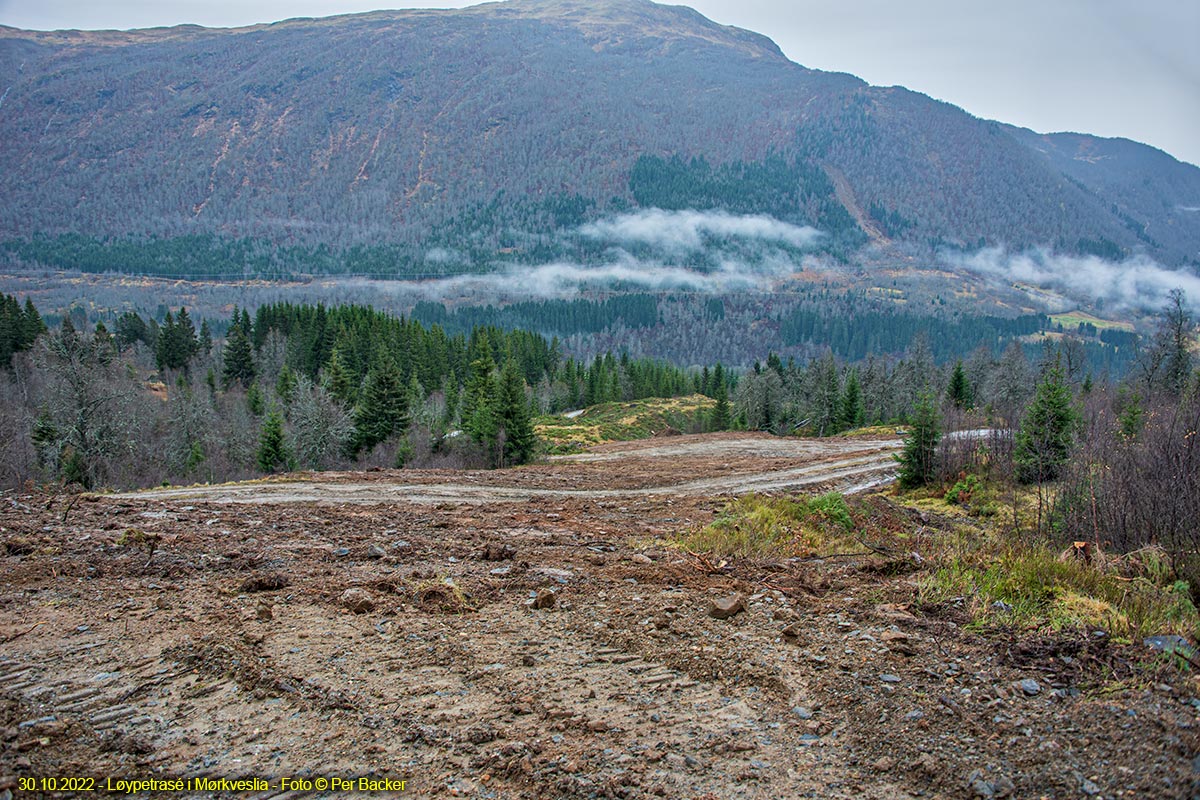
[945,246,1200,312]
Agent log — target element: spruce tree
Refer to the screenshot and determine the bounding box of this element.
[247,382,265,416]
[256,407,292,473]
[156,310,176,371]
[115,311,148,351]
[22,297,46,345]
[198,319,213,354]
[896,393,940,489]
[1014,362,1078,484]
[495,359,535,466]
[175,307,198,361]
[93,321,114,363]
[352,353,409,453]
[442,375,461,429]
[839,368,864,431]
[462,349,498,445]
[812,352,840,435]
[322,346,356,406]
[154,307,198,371]
[947,359,970,409]
[0,295,18,366]
[276,364,297,405]
[221,311,255,389]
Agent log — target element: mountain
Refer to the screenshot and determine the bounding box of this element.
[0,0,1197,276]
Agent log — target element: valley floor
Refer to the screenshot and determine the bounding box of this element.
[0,434,1196,799]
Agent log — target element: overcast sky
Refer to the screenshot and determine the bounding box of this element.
[2,0,1196,167]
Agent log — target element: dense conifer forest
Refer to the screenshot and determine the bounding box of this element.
[1,292,1193,507]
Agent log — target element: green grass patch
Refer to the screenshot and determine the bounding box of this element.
[679,492,863,559]
[1048,310,1133,332]
[921,543,1198,638]
[839,424,906,439]
[900,473,1200,639]
[536,394,715,453]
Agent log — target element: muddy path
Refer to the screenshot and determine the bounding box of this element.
[2,432,1197,799]
[118,433,904,505]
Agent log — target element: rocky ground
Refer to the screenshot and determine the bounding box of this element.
[1,433,1197,799]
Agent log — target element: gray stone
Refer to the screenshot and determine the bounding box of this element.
[792,707,814,720]
[1018,678,1041,696]
[968,770,1015,798]
[880,674,902,684]
[1144,634,1197,660]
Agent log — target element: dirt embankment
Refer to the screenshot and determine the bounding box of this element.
[1,433,1196,799]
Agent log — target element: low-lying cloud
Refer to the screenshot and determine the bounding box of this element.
[395,251,813,300]
[370,209,830,300]
[946,246,1200,312]
[579,208,824,253]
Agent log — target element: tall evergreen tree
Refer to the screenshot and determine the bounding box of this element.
[276,364,297,405]
[462,357,499,446]
[322,345,356,406]
[22,297,46,345]
[1014,361,1078,484]
[896,393,940,489]
[256,407,292,473]
[221,310,255,389]
[0,295,19,367]
[114,311,149,351]
[247,382,265,416]
[352,352,409,453]
[709,363,731,431]
[198,319,213,354]
[947,359,970,409]
[495,359,535,466]
[93,321,114,363]
[176,307,198,360]
[404,373,425,426]
[811,352,840,435]
[442,374,461,430]
[839,368,864,431]
[156,310,177,371]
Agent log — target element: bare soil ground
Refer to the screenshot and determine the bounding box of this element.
[118,433,903,504]
[1,433,1197,799]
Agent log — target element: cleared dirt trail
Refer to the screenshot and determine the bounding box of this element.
[119,433,904,505]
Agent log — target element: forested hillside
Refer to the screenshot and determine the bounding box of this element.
[1,0,1198,277]
[2,291,1186,491]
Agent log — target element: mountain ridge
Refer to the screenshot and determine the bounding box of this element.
[0,0,1197,273]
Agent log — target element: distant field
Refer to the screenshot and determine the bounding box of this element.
[1049,310,1134,332]
[535,394,715,453]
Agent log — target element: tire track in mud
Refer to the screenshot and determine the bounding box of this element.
[118,436,903,506]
